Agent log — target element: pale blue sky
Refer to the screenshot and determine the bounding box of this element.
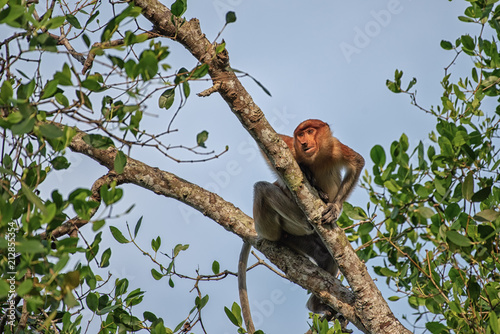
[40,0,474,333]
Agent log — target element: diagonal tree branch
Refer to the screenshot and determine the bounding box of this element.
[62,124,362,329]
[39,172,125,240]
[124,1,411,333]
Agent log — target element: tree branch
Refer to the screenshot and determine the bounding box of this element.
[127,1,411,333]
[39,172,124,240]
[62,124,361,329]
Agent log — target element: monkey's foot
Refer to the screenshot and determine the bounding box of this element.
[321,202,341,224]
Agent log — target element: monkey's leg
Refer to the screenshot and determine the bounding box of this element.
[283,234,341,318]
[253,181,313,240]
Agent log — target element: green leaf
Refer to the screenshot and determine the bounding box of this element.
[425,298,441,314]
[41,79,60,99]
[212,261,220,275]
[100,183,123,205]
[417,207,434,219]
[192,64,209,78]
[96,304,120,315]
[39,123,64,139]
[490,311,500,334]
[384,179,402,193]
[474,209,500,222]
[171,0,187,17]
[471,186,491,202]
[216,42,226,54]
[82,134,114,149]
[138,51,158,80]
[17,79,35,99]
[134,216,143,238]
[64,271,81,291]
[82,33,91,48]
[50,156,71,170]
[196,130,208,148]
[225,11,236,24]
[109,226,130,244]
[0,5,25,25]
[444,203,460,220]
[446,230,472,247]
[462,172,474,201]
[378,267,398,277]
[151,268,163,280]
[114,151,127,174]
[86,293,98,312]
[440,40,453,50]
[426,321,449,334]
[173,244,189,257]
[55,92,69,107]
[151,236,161,252]
[143,311,157,323]
[358,222,373,235]
[406,77,417,91]
[386,79,401,93]
[195,295,209,310]
[461,35,475,51]
[370,145,386,167]
[21,184,48,215]
[438,136,453,156]
[343,202,368,220]
[458,15,475,23]
[16,239,46,254]
[82,79,102,91]
[231,302,243,325]
[182,81,190,98]
[11,116,35,135]
[100,248,111,267]
[66,14,81,29]
[468,278,480,301]
[158,88,175,110]
[224,305,241,327]
[46,16,66,29]
[75,90,93,109]
[16,279,33,296]
[92,220,105,231]
[0,80,13,104]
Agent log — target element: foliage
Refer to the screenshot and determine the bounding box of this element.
[0,0,226,332]
[340,0,500,332]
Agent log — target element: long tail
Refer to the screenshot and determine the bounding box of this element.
[238,242,255,334]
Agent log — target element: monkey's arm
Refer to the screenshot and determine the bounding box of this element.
[323,142,365,224]
[335,142,365,204]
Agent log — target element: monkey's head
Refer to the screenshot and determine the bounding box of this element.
[293,119,332,163]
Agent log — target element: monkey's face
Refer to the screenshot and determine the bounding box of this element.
[295,127,318,158]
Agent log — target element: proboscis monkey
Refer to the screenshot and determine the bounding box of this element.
[238,119,364,333]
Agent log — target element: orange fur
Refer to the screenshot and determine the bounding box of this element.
[288,119,364,204]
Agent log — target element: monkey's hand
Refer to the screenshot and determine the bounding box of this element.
[321,202,342,224]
